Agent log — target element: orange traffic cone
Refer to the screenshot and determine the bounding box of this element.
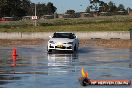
[11,48,17,67]
[12,48,17,56]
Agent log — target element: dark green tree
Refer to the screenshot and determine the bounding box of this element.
[0,1,57,17]
[0,0,31,17]
[89,0,100,12]
[108,1,117,12]
[118,4,125,11]
[90,0,100,3]
[28,2,57,17]
[29,3,47,16]
[128,8,132,11]
[65,10,75,14]
[37,3,47,16]
[46,2,57,15]
[89,0,108,12]
[86,6,91,12]
[99,2,109,12]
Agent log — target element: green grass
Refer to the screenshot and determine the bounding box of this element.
[0,15,132,32]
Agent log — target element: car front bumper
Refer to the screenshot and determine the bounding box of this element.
[48,43,73,51]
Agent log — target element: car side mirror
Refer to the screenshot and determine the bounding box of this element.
[49,36,52,38]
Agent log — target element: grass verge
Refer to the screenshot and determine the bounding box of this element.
[0,15,132,32]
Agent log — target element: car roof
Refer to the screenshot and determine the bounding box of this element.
[55,32,74,34]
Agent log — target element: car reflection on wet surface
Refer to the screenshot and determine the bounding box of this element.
[0,45,132,88]
[48,53,79,75]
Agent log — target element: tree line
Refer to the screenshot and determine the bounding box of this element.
[0,0,57,18]
[0,0,131,18]
[86,0,130,13]
[65,0,131,16]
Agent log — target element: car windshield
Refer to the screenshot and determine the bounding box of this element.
[53,33,74,39]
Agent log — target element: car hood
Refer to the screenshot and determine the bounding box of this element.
[49,38,74,43]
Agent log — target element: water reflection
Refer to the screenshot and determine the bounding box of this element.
[0,75,21,85]
[48,52,79,75]
[129,49,132,68]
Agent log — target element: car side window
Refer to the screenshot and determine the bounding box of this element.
[69,34,75,39]
[73,34,76,38]
[53,33,57,38]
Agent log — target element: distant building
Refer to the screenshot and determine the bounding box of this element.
[100,12,112,16]
[80,13,93,17]
[58,14,64,18]
[128,11,132,16]
[22,16,32,20]
[1,17,16,21]
[63,14,76,18]
[117,11,128,15]
[42,15,54,19]
[57,14,76,18]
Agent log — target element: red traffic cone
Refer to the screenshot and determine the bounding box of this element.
[12,48,17,56]
[11,48,17,67]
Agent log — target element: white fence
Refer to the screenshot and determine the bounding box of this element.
[0,31,130,39]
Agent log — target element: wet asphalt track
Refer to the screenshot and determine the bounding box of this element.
[0,44,132,88]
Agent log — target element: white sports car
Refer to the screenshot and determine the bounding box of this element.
[47,32,79,53]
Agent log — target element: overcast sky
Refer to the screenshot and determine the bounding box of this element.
[31,0,132,13]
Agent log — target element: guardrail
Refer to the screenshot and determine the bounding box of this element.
[0,31,131,39]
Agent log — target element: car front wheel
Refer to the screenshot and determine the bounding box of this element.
[74,45,77,51]
[47,46,52,53]
[48,49,52,53]
[72,44,78,52]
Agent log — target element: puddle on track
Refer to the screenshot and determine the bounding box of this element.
[0,45,132,88]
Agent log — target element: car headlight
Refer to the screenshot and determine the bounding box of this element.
[49,41,55,44]
[67,42,73,44]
